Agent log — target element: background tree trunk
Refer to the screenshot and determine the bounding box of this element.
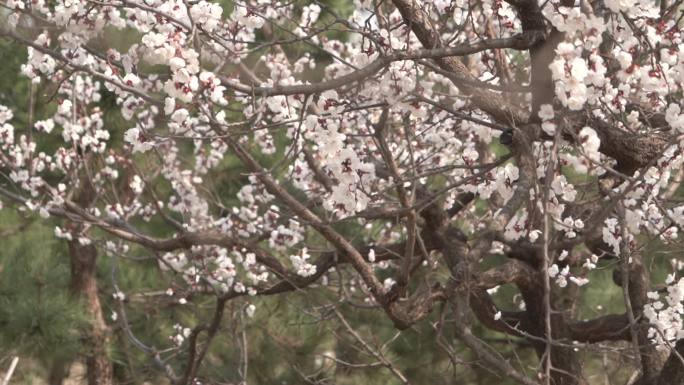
[67,236,113,385]
[47,358,68,385]
[65,178,113,385]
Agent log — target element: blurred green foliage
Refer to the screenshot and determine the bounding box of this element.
[0,211,87,370]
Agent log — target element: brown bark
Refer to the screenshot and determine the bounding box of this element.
[519,285,586,385]
[67,236,113,385]
[47,358,68,385]
[66,177,113,385]
[622,252,665,384]
[655,340,684,385]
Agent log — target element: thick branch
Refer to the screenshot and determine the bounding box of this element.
[220,33,543,98]
[567,314,631,343]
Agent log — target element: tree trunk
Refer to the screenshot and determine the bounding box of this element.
[519,285,586,385]
[67,235,113,385]
[47,358,68,385]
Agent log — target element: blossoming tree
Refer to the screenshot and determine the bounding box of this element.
[1,0,684,384]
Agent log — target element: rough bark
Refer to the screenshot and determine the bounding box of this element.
[655,340,684,385]
[66,177,113,385]
[622,252,666,385]
[67,236,113,385]
[519,284,587,385]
